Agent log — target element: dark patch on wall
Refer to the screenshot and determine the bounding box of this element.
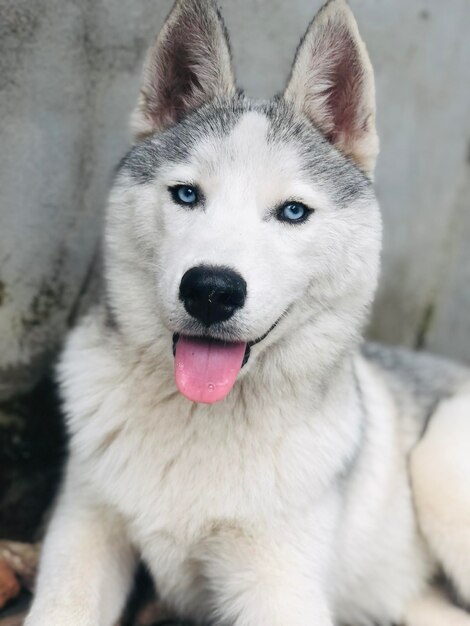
[83,38,148,77]
[0,281,5,307]
[79,3,149,90]
[21,279,65,334]
[0,356,50,402]
[0,248,69,399]
[0,374,66,541]
[0,0,43,92]
[0,1,41,45]
[66,246,101,327]
[21,247,67,340]
[419,9,431,21]
[414,301,436,350]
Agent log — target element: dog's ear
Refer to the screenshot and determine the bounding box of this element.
[131,0,235,139]
[284,0,378,176]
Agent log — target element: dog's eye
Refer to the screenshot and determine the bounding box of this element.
[169,184,199,207]
[277,201,311,224]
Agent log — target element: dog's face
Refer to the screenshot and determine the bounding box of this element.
[105,0,382,403]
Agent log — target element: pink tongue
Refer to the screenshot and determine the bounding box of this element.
[174,336,247,404]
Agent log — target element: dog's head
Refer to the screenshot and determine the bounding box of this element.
[105,0,382,403]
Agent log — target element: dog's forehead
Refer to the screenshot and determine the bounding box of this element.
[118,97,373,207]
[189,110,299,177]
[119,102,290,184]
[229,110,269,144]
[220,110,271,158]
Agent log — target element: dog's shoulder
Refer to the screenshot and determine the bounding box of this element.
[361,342,470,437]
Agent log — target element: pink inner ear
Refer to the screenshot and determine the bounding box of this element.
[284,3,377,173]
[151,29,204,129]
[322,29,365,144]
[137,1,234,136]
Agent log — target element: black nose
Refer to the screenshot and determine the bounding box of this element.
[179,265,247,326]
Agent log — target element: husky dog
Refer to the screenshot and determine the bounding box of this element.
[26,0,470,624]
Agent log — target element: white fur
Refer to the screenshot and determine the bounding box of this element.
[28,307,470,626]
[411,387,470,604]
[405,588,470,626]
[26,1,470,625]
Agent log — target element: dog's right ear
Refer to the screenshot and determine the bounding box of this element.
[131,0,235,140]
[284,0,378,176]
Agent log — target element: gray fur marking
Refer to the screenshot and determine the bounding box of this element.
[118,95,372,208]
[363,342,470,433]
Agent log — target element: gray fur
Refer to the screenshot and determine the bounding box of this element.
[119,95,373,209]
[363,342,470,433]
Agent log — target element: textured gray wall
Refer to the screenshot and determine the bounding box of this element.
[1,0,470,400]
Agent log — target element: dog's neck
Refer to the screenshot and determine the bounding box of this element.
[250,314,363,405]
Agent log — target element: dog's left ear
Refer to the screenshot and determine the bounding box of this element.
[131,0,236,140]
[284,0,378,176]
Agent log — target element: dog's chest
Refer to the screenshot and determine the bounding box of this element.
[76,389,289,545]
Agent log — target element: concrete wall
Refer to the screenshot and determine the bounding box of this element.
[1,0,470,400]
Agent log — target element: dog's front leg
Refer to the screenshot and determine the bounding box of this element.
[25,477,136,626]
[201,518,335,626]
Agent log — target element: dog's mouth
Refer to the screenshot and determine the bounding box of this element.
[172,320,280,404]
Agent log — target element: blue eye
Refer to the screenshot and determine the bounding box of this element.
[170,184,199,206]
[278,201,311,223]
